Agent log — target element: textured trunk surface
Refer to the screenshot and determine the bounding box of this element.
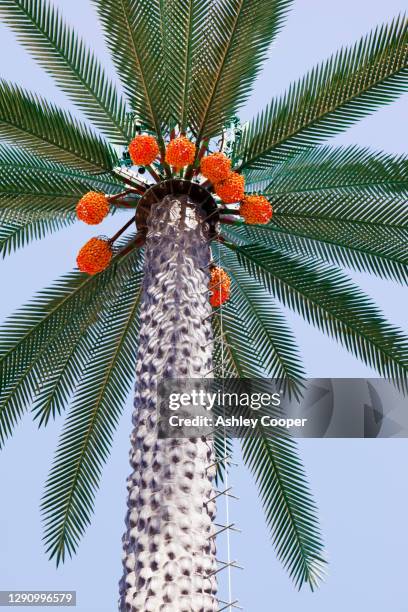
[120,195,218,611]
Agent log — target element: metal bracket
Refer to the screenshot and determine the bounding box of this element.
[202,308,221,323]
[202,332,228,348]
[206,455,238,471]
[209,560,244,577]
[203,363,225,376]
[209,523,242,540]
[208,487,239,503]
[218,601,243,612]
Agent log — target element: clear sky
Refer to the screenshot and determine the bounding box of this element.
[0,1,407,611]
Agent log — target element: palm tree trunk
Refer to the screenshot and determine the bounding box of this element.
[120,194,218,611]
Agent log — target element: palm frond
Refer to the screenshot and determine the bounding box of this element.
[223,219,408,283]
[226,241,408,390]
[265,222,407,283]
[0,243,140,447]
[93,0,167,138]
[41,271,143,565]
[32,250,143,428]
[242,432,326,590]
[30,323,95,428]
[157,0,209,130]
[269,192,408,231]
[0,80,118,172]
[245,145,408,196]
[239,147,408,283]
[191,0,293,140]
[0,211,74,257]
[0,145,123,215]
[0,0,131,144]
[0,145,123,190]
[0,315,93,444]
[237,16,408,169]
[215,244,305,392]
[211,316,325,590]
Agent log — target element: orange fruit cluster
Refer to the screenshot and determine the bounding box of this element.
[166,136,196,169]
[129,134,159,166]
[215,173,245,204]
[209,266,231,307]
[76,191,109,225]
[239,195,273,225]
[76,237,112,275]
[200,152,232,184]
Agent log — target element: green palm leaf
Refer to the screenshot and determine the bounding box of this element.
[158,0,209,130]
[245,145,408,196]
[41,270,143,565]
[0,243,139,446]
[268,191,408,231]
[191,0,292,140]
[0,80,118,172]
[0,145,123,215]
[0,313,93,445]
[30,323,95,428]
[223,221,408,284]
[34,250,143,430]
[215,243,305,391]
[211,309,325,590]
[242,433,326,590]
[237,16,408,169]
[93,0,167,139]
[227,241,408,389]
[270,222,407,283]
[0,145,123,189]
[0,0,131,144]
[0,211,74,257]
[228,145,408,281]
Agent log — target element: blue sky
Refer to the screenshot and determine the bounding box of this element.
[0,1,407,610]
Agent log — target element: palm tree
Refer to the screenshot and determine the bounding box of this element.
[0,0,407,609]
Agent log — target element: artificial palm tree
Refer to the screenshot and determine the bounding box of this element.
[0,0,407,609]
